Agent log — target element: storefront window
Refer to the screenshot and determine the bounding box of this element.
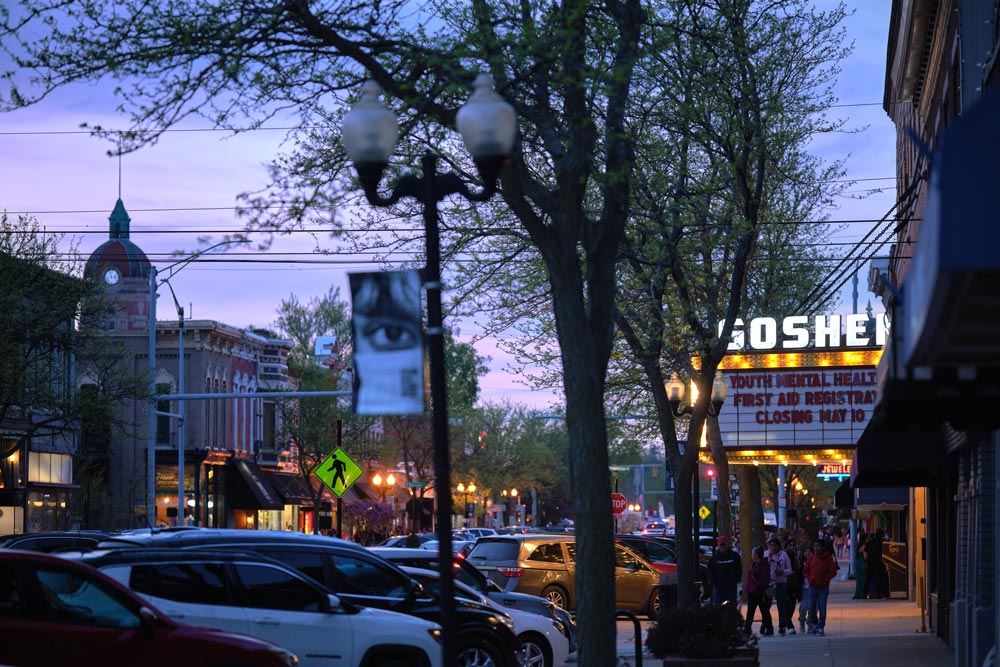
[28,490,71,532]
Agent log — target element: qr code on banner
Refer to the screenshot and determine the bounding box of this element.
[401,369,420,398]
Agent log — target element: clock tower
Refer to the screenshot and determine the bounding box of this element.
[84,199,152,332]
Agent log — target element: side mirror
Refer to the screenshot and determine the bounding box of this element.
[321,593,343,613]
[138,607,158,638]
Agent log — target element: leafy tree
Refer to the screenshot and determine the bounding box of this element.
[272,288,375,518]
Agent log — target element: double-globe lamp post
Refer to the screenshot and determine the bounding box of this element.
[666,370,729,576]
[341,75,516,667]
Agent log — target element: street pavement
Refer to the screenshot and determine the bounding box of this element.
[612,571,954,667]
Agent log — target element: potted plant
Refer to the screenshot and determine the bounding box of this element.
[645,603,759,666]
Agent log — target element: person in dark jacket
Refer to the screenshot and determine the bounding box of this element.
[803,540,839,635]
[743,545,773,636]
[707,536,742,606]
[862,529,885,599]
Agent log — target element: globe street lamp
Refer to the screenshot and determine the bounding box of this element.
[666,370,729,571]
[501,487,519,526]
[456,482,476,527]
[372,472,396,503]
[341,75,516,667]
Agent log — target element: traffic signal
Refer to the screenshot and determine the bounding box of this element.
[478,430,487,449]
[705,467,715,478]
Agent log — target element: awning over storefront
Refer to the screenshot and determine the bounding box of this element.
[230,459,283,510]
[851,422,947,488]
[855,486,909,511]
[265,471,314,505]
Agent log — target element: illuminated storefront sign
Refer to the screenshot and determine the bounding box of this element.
[817,462,852,480]
[719,314,889,351]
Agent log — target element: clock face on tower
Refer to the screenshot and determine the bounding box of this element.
[103,268,121,285]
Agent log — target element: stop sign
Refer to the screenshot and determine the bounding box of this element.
[611,492,627,516]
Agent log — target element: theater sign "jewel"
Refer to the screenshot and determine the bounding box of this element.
[718,314,888,351]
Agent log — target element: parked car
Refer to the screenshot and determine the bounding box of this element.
[0,550,297,667]
[70,548,442,667]
[0,530,114,553]
[376,533,437,548]
[97,528,523,667]
[614,534,711,598]
[369,546,576,653]
[400,566,570,667]
[637,521,672,537]
[465,534,671,618]
[454,528,499,540]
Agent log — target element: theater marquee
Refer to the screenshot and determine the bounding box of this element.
[711,347,882,464]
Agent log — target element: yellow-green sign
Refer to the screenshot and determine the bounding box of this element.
[698,505,711,520]
[314,447,365,498]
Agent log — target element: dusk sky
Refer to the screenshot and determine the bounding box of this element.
[0,1,895,409]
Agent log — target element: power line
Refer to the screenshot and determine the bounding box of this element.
[0,105,888,137]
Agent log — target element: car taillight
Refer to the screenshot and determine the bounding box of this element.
[496,566,524,578]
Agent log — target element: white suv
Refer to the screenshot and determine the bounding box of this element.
[71,549,442,667]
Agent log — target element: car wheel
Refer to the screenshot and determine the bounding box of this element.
[646,588,661,620]
[541,585,569,610]
[456,639,504,667]
[518,631,552,667]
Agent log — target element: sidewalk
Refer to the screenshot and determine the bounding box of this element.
[615,573,954,667]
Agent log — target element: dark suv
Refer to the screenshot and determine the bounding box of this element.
[98,528,522,667]
[369,546,576,653]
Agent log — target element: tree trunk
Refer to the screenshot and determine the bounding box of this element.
[707,416,732,541]
[547,261,617,667]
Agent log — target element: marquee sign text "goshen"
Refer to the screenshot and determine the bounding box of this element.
[718,314,888,351]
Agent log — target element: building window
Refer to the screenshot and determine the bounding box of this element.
[263,401,276,449]
[27,452,72,485]
[156,383,172,446]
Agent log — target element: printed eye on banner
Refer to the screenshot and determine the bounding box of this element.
[349,269,425,415]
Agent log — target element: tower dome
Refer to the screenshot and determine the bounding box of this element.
[84,199,151,283]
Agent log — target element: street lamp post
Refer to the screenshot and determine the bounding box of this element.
[146,240,238,528]
[342,75,516,667]
[501,487,519,526]
[666,370,729,578]
[372,472,396,502]
[456,482,476,527]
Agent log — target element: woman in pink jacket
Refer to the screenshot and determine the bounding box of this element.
[803,540,839,635]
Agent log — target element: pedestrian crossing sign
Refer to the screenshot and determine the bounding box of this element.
[314,447,365,498]
[699,505,711,520]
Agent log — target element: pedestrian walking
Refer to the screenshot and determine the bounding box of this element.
[784,538,803,632]
[853,532,869,599]
[743,545,773,636]
[707,536,743,606]
[803,540,839,635]
[797,544,813,633]
[767,537,794,635]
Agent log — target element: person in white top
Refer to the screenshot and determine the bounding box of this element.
[767,537,795,635]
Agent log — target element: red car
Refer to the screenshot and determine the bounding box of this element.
[0,550,298,667]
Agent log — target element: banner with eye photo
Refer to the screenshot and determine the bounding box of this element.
[349,269,425,414]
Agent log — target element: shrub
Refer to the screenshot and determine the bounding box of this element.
[645,603,752,659]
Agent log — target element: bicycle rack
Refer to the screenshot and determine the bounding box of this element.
[615,608,643,667]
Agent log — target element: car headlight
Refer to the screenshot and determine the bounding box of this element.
[268,646,299,666]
